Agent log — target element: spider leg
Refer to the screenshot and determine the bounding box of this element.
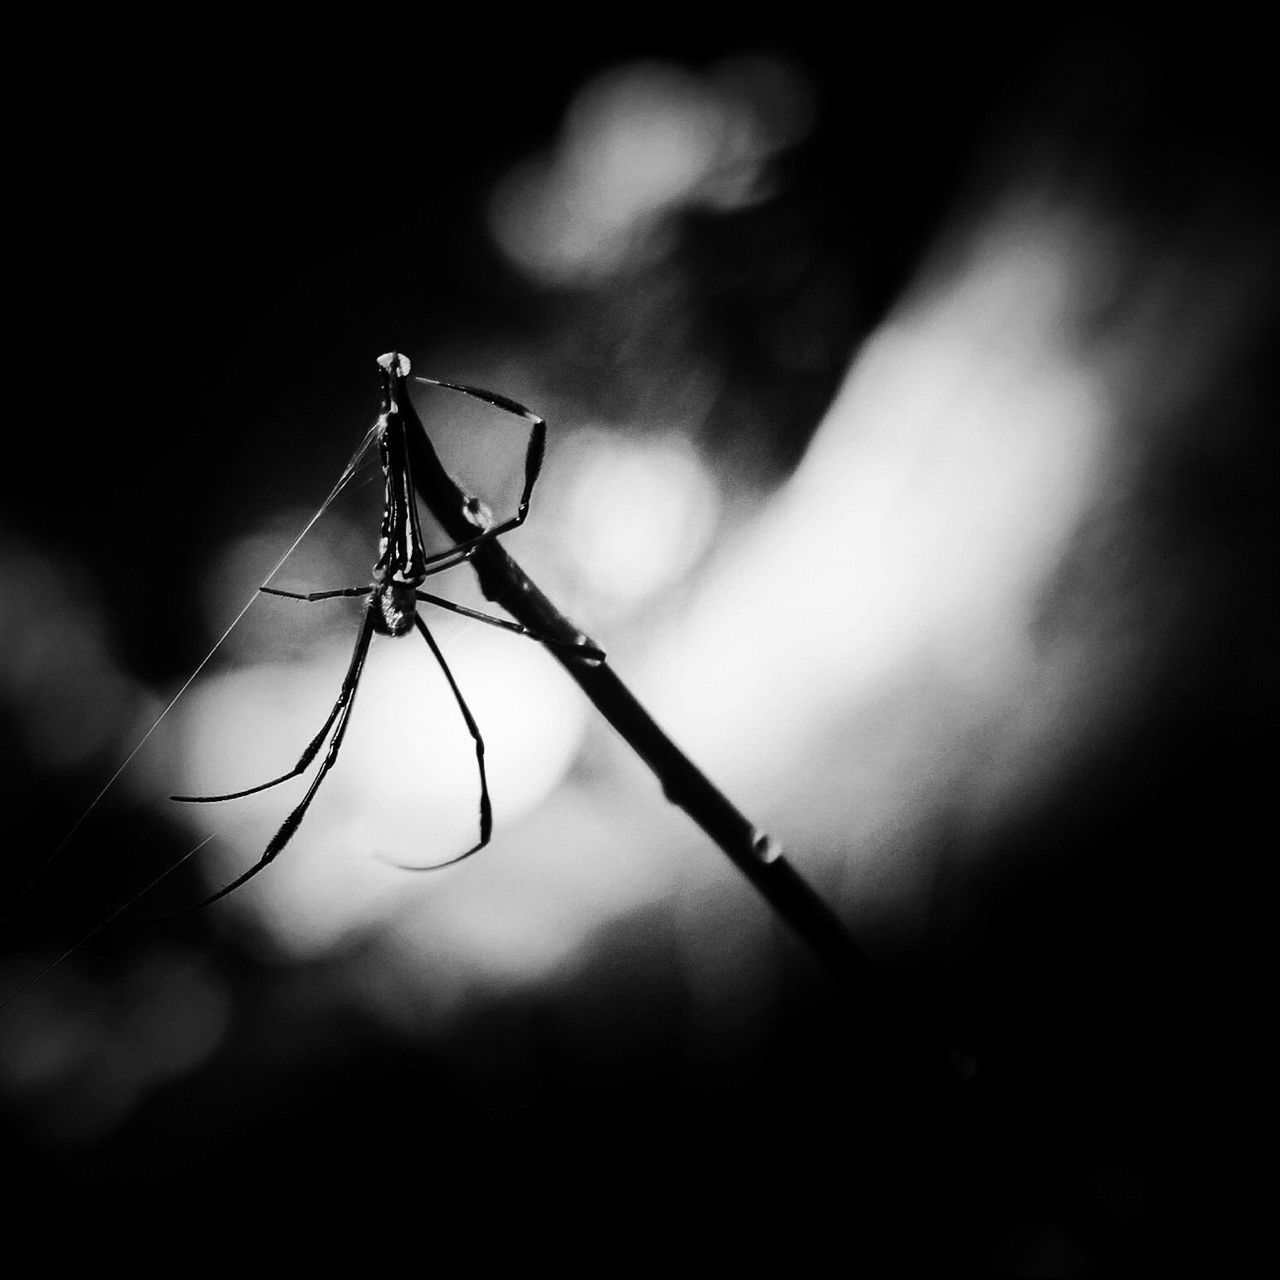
[261,585,374,603]
[171,593,371,803]
[414,590,605,660]
[410,379,547,577]
[413,376,545,427]
[185,605,377,910]
[388,614,492,871]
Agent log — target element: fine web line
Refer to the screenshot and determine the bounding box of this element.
[0,420,383,937]
[0,836,219,1010]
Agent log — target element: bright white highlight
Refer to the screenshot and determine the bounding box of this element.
[489,57,814,283]
[637,188,1256,913]
[377,352,412,377]
[553,428,722,609]
[165,618,589,959]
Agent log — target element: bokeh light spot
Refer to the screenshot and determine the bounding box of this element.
[553,428,722,609]
[489,56,815,283]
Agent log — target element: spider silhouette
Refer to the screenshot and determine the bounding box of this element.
[173,352,603,907]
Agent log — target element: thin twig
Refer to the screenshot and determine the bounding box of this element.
[392,357,884,1009]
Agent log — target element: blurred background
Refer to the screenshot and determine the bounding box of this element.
[2,12,1274,1271]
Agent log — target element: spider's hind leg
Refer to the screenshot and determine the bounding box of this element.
[384,615,493,871]
[171,592,374,804]
[178,605,379,910]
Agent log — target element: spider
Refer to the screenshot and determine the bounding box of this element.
[172,351,603,908]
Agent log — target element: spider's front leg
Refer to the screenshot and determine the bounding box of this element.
[262,583,603,660]
[259,585,374,603]
[401,372,548,577]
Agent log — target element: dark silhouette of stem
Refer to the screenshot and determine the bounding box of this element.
[392,358,883,1008]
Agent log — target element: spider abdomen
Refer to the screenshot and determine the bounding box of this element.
[373,582,417,636]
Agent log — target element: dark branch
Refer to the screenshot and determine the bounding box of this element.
[391,359,892,1018]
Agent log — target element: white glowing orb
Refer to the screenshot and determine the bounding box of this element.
[165,618,590,957]
[553,428,722,608]
[489,57,814,283]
